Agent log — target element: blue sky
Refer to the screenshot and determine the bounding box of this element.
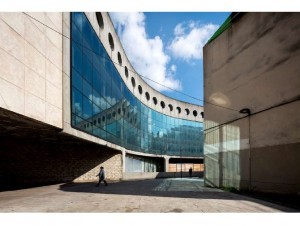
[110,12,230,106]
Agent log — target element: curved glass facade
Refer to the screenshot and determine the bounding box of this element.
[70,12,203,157]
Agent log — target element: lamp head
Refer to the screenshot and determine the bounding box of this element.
[239,108,251,115]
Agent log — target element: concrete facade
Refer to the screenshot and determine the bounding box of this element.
[203,13,300,194]
[0,12,203,188]
[0,12,63,128]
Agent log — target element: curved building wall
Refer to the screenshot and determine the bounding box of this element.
[70,12,203,157]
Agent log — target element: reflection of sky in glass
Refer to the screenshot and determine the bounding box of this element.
[70,12,203,157]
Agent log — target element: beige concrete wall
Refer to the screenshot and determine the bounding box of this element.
[0,13,63,128]
[203,13,300,194]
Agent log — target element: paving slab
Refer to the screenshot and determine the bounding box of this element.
[0,178,297,212]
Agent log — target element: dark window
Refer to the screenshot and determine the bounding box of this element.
[125,66,129,78]
[160,101,165,109]
[95,12,104,29]
[118,52,122,65]
[138,85,143,94]
[176,107,181,114]
[153,97,157,105]
[131,77,136,87]
[193,110,198,117]
[145,92,150,101]
[108,33,114,51]
[200,111,204,118]
[185,109,190,115]
[168,104,173,111]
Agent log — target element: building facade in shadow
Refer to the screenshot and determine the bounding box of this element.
[203,12,300,194]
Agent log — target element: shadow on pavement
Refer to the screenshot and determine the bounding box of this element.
[59,178,297,212]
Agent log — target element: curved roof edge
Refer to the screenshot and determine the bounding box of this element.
[84,12,204,122]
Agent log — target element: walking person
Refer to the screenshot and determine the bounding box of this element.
[189,167,193,178]
[96,166,108,187]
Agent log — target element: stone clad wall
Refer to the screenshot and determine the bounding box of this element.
[0,12,63,129]
[74,151,123,182]
[0,132,122,190]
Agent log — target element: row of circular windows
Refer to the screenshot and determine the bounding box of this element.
[95,12,203,119]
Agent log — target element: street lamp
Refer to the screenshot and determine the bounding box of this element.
[239,108,251,191]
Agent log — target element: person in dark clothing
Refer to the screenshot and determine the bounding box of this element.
[96,166,107,186]
[189,167,193,177]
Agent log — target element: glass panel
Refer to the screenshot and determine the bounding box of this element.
[72,88,83,118]
[82,95,92,120]
[72,42,82,74]
[70,12,203,160]
[72,68,82,92]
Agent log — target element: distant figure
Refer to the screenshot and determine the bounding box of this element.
[96,166,108,187]
[189,167,193,177]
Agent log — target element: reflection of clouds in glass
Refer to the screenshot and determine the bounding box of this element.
[73,102,82,115]
[73,13,82,28]
[70,12,203,158]
[89,94,118,112]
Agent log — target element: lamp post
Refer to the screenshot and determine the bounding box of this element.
[239,108,251,191]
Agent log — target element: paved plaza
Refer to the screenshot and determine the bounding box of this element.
[0,178,297,212]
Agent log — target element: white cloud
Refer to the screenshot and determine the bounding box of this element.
[174,23,184,36]
[110,12,181,92]
[170,64,177,73]
[168,21,218,61]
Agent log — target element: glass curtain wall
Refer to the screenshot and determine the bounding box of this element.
[71,12,203,157]
[125,155,163,173]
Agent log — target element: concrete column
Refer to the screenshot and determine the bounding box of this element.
[164,156,170,172]
[122,149,126,173]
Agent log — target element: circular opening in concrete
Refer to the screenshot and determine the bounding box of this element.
[176,107,181,114]
[96,12,104,29]
[185,109,190,115]
[153,97,157,105]
[193,110,197,117]
[138,85,143,94]
[200,111,204,118]
[125,66,129,78]
[161,101,165,109]
[131,77,136,88]
[168,104,173,111]
[108,33,114,51]
[145,92,150,101]
[118,52,122,65]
